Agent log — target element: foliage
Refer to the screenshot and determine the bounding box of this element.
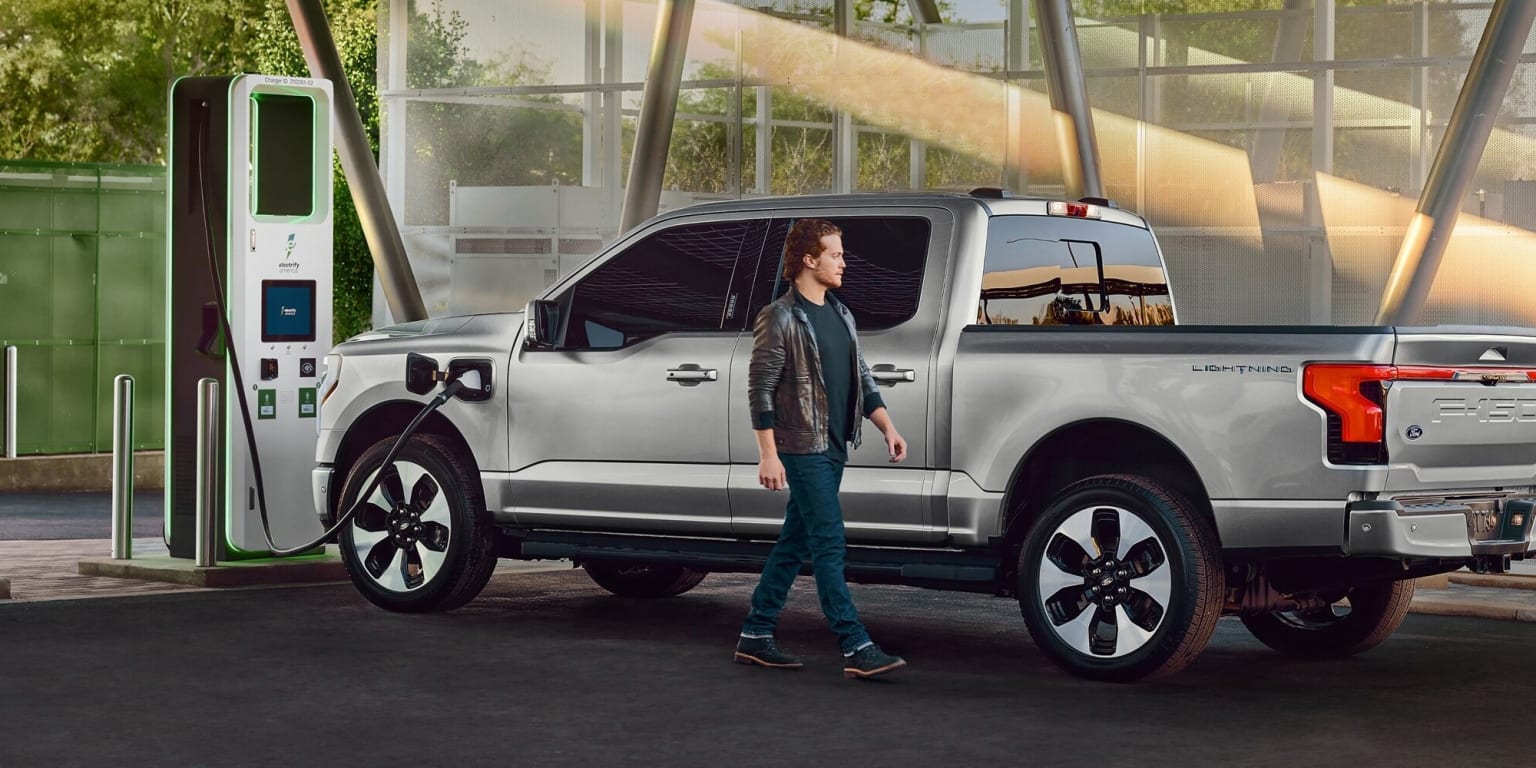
[0,0,269,163]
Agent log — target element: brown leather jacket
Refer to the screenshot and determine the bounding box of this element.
[748,287,883,455]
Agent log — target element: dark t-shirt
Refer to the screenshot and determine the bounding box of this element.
[797,293,854,462]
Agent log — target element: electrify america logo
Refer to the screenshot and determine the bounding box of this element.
[278,232,300,273]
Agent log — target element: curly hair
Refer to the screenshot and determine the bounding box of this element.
[781,219,842,281]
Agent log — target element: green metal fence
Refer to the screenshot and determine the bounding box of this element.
[0,160,166,455]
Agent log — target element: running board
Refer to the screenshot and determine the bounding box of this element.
[499,529,1003,591]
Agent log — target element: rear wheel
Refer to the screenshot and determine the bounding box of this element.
[1239,579,1415,659]
[337,434,498,613]
[583,561,707,598]
[1018,474,1223,682]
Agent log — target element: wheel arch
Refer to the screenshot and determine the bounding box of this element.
[328,400,479,523]
[998,419,1217,556]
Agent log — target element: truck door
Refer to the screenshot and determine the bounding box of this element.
[728,210,950,544]
[504,216,770,536]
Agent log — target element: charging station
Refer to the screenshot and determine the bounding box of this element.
[166,74,334,560]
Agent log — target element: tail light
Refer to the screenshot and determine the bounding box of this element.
[1302,363,1525,465]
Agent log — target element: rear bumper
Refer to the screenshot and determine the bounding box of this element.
[1345,498,1536,558]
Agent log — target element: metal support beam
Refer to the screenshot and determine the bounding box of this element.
[907,0,943,25]
[1004,0,1029,193]
[604,0,624,226]
[1410,1,1430,191]
[1374,0,1536,325]
[1035,0,1104,199]
[620,0,695,235]
[287,0,426,322]
[832,0,855,194]
[1312,0,1335,176]
[1249,0,1309,184]
[583,0,603,187]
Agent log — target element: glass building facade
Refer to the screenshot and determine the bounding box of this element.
[375,0,1536,326]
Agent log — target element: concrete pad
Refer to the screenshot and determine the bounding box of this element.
[78,551,346,588]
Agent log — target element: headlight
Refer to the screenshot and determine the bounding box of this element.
[316,354,342,435]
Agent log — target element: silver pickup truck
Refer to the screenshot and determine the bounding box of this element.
[314,190,1536,681]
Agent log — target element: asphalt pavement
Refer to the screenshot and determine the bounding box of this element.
[2,570,1533,768]
[0,490,163,540]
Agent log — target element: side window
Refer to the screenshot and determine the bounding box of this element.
[559,219,762,349]
[744,216,929,331]
[979,216,1173,326]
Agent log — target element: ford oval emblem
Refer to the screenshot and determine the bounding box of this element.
[1406,425,1423,440]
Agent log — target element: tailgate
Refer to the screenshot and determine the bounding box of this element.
[1385,328,1536,487]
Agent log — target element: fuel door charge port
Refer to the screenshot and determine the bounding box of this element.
[448,358,495,402]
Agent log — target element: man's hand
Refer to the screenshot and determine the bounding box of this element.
[883,429,908,463]
[755,429,786,490]
[759,454,787,491]
[868,406,906,463]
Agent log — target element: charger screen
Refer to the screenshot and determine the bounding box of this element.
[262,280,316,342]
[251,93,314,217]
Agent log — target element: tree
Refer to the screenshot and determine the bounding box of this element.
[0,0,272,164]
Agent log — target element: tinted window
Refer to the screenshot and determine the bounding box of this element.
[744,216,929,331]
[560,220,763,349]
[979,216,1172,326]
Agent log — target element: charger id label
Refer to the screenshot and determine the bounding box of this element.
[257,389,277,420]
[298,388,317,418]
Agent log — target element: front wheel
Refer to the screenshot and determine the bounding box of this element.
[336,434,498,613]
[1239,579,1415,659]
[1018,474,1223,682]
[583,561,707,598]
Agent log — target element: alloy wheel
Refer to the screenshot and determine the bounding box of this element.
[351,460,453,593]
[1036,504,1173,659]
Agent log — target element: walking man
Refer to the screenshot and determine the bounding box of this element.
[733,218,910,680]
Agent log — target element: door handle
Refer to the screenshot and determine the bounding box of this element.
[870,365,916,386]
[667,364,719,386]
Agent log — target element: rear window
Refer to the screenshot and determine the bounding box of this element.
[978,215,1173,326]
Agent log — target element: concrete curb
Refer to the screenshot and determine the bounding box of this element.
[1409,596,1536,622]
[1449,572,1536,591]
[0,451,164,493]
[78,553,346,588]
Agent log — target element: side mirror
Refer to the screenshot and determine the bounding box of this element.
[524,299,559,349]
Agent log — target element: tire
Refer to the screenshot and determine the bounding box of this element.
[1018,474,1223,682]
[337,434,498,613]
[583,561,707,598]
[1239,579,1415,659]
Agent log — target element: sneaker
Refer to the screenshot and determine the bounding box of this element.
[734,636,804,669]
[842,643,906,679]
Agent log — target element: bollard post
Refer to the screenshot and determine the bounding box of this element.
[4,346,16,458]
[111,375,135,560]
[195,377,220,568]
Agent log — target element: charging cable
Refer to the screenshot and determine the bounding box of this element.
[195,112,464,557]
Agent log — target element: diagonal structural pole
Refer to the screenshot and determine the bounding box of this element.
[621,0,696,235]
[287,0,427,322]
[1035,0,1103,199]
[1374,0,1536,325]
